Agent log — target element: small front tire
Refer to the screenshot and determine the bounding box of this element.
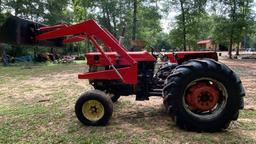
[75,90,113,126]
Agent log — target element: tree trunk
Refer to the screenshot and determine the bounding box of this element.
[132,0,137,41]
[105,7,113,34]
[229,0,237,59]
[102,2,112,34]
[1,44,8,66]
[236,42,241,55]
[214,44,217,52]
[180,0,186,51]
[0,0,2,12]
[229,38,233,59]
[131,0,138,51]
[112,15,117,37]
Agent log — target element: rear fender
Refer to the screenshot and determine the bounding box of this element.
[166,51,218,64]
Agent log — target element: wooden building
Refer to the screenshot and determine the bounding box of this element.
[197,39,219,51]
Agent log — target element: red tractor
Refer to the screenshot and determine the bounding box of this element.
[0,16,245,132]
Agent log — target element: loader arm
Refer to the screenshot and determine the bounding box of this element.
[37,20,138,84]
[0,16,138,84]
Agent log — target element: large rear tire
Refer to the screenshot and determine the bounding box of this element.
[75,90,113,126]
[163,58,245,132]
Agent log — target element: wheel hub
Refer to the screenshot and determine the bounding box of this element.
[82,100,104,121]
[186,82,220,111]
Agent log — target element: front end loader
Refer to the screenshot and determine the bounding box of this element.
[0,16,245,132]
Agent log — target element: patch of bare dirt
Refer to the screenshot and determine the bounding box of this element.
[1,59,256,143]
[219,57,256,141]
[220,59,256,70]
[0,71,91,107]
[220,58,256,109]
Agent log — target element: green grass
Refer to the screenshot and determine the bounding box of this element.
[0,60,256,143]
[0,60,86,77]
[0,104,64,143]
[240,110,256,119]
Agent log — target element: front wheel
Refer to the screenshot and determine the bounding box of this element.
[163,58,245,132]
[75,90,113,126]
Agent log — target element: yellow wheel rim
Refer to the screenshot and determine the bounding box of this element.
[82,100,105,121]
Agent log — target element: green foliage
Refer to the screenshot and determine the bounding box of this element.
[152,32,173,51]
[44,0,70,24]
[211,16,231,46]
[72,0,90,22]
[211,0,255,43]
[137,5,162,42]
[0,0,255,56]
[167,0,255,52]
[167,0,209,50]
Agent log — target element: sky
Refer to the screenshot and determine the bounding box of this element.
[160,11,176,33]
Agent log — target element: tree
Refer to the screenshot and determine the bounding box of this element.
[167,0,208,50]
[166,0,188,51]
[132,0,138,41]
[235,0,254,55]
[0,0,254,57]
[0,43,8,66]
[72,0,90,22]
[44,0,70,25]
[4,0,45,22]
[211,0,254,58]
[84,0,161,51]
[153,32,173,51]
[137,4,162,45]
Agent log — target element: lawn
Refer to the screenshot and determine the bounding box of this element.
[0,59,256,144]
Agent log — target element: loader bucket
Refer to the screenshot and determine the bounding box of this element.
[0,16,64,47]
